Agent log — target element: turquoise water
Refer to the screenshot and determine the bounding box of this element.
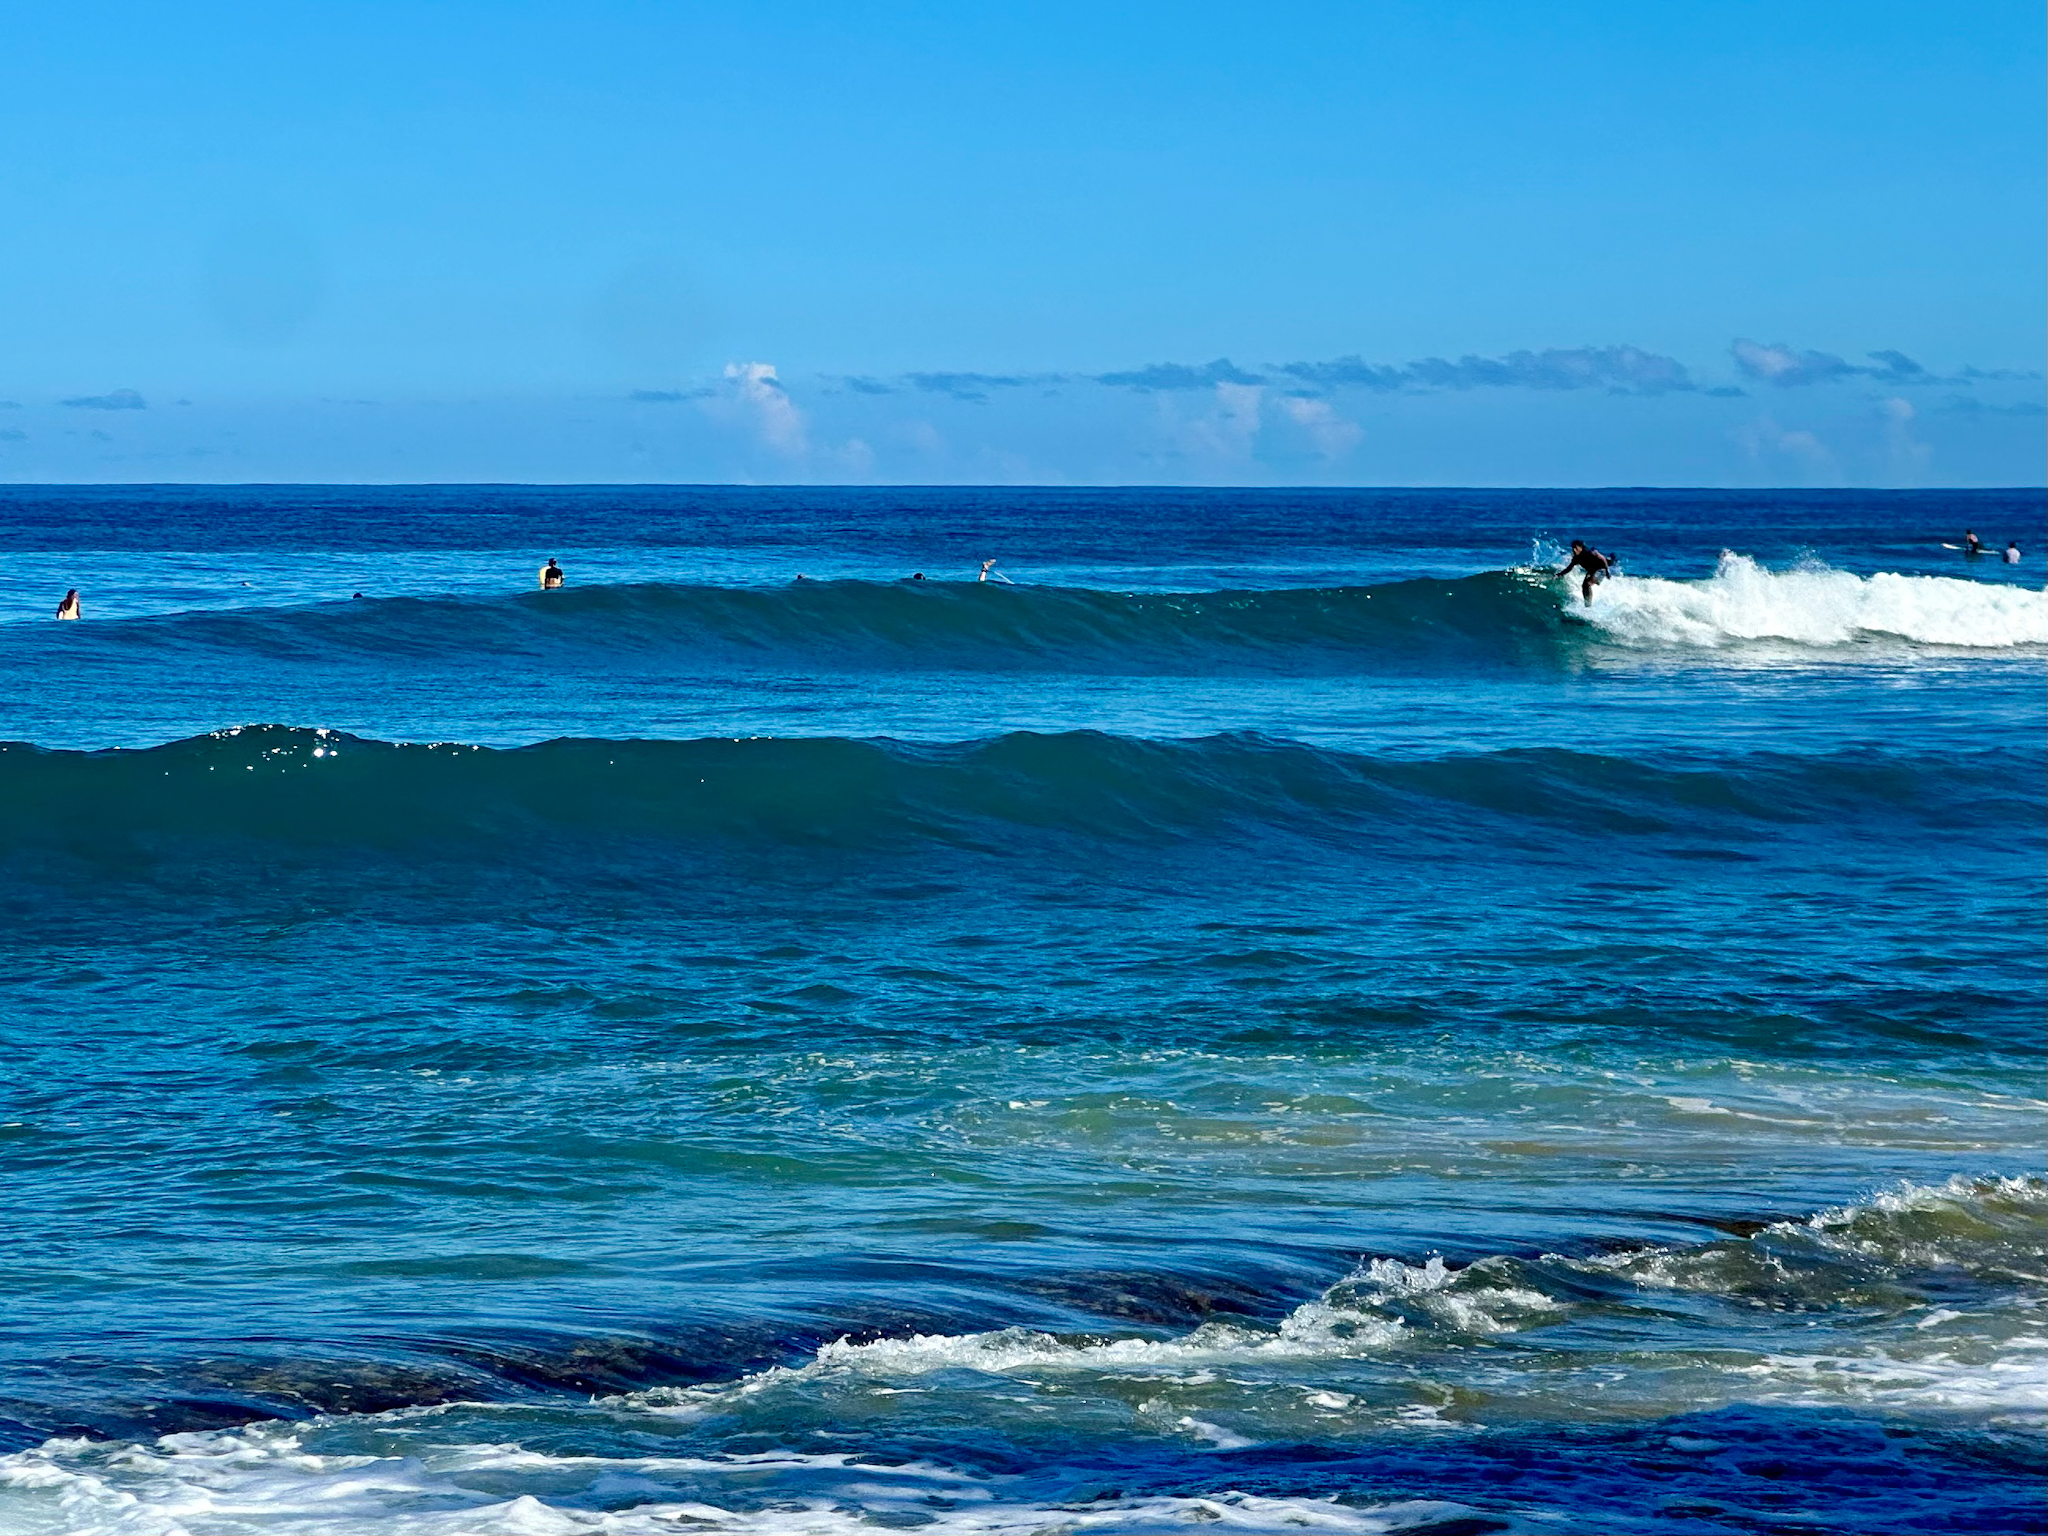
[0,487,2042,1534]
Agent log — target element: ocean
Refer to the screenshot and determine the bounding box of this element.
[0,485,2042,1535]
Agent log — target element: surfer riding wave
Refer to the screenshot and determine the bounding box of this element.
[1557,540,1615,604]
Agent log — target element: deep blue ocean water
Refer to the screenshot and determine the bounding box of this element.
[0,485,2043,1535]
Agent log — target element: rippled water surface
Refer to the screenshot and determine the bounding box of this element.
[1,487,2042,1534]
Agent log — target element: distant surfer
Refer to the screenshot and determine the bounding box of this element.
[539,558,564,589]
[55,589,80,621]
[1963,530,1984,556]
[977,559,1013,584]
[978,559,997,582]
[2005,541,2021,564]
[1556,541,1615,604]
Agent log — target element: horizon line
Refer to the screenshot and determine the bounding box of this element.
[1,481,2043,495]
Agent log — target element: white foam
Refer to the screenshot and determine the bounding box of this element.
[635,1307,1410,1418]
[1748,1336,2048,1416]
[1803,1171,2047,1228]
[1350,1256,1562,1335]
[0,1430,1514,1535]
[1580,552,2048,649]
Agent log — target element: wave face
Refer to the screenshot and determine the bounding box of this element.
[51,572,1578,672]
[37,560,2046,675]
[3,725,2033,854]
[1,1177,2040,1534]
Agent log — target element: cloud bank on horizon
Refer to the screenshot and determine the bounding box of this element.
[10,334,2042,486]
[513,335,2016,484]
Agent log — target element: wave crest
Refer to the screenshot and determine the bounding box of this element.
[1587,553,2047,649]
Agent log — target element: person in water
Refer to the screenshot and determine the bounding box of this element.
[1963,530,1984,555]
[2006,541,2022,564]
[1556,540,1615,603]
[55,589,81,620]
[539,558,564,589]
[978,558,998,582]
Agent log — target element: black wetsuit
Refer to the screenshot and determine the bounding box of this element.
[1561,547,1613,602]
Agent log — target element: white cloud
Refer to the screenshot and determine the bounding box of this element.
[831,436,876,478]
[1878,396,1930,480]
[1277,395,1362,458]
[894,419,946,456]
[1169,381,1264,460]
[1734,415,1838,481]
[718,360,809,457]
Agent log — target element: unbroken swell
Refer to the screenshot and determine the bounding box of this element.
[48,572,1577,672]
[0,726,2032,854]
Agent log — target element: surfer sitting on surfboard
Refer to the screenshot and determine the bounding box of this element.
[1556,540,1615,604]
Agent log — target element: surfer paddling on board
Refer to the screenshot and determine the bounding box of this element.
[1556,540,1615,604]
[539,558,565,589]
[55,589,81,620]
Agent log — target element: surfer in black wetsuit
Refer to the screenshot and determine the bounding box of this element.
[539,558,564,589]
[1557,540,1615,604]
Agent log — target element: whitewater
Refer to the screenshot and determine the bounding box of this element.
[1,485,2041,1535]
[1583,551,2048,649]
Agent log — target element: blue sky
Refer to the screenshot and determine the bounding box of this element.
[1,0,2041,485]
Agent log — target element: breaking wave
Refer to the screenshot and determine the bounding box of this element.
[33,560,2046,674]
[1586,553,2048,650]
[627,1174,2046,1421]
[0,1177,2039,1534]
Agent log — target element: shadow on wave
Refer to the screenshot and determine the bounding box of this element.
[0,726,2034,853]
[41,573,1581,673]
